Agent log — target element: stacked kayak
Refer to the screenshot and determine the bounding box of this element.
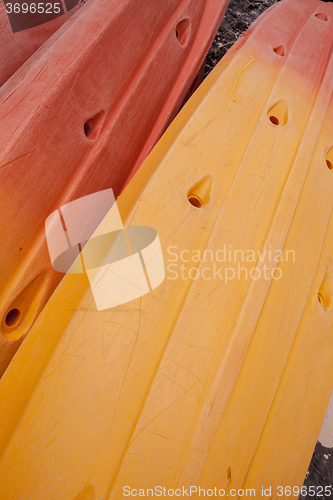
[0,0,86,86]
[0,0,229,375]
[0,0,333,498]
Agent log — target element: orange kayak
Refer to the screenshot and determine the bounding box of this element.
[0,0,228,375]
[0,0,86,86]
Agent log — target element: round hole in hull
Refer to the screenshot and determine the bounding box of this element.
[188,196,202,208]
[269,115,280,126]
[176,18,191,46]
[5,309,21,327]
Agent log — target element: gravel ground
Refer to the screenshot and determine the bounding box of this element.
[301,443,333,499]
[204,0,333,496]
[205,0,279,75]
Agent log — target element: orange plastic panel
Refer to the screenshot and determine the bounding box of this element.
[0,0,228,375]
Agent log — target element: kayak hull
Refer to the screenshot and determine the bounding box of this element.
[0,0,228,375]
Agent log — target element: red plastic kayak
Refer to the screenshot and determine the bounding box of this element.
[0,0,228,374]
[0,0,86,87]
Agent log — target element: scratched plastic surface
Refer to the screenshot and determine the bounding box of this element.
[0,0,228,375]
[0,0,87,87]
[1,0,333,498]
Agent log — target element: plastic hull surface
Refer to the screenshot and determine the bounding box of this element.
[0,1,84,87]
[0,0,228,374]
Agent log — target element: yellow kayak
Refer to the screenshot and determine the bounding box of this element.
[0,0,333,498]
